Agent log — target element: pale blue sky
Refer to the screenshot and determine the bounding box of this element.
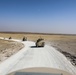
[0,0,76,34]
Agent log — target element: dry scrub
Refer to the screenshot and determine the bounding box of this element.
[0,39,24,63]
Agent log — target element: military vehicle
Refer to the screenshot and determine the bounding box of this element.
[22,37,27,41]
[8,67,72,75]
[36,38,45,47]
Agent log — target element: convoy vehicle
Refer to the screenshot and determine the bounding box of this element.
[36,38,45,47]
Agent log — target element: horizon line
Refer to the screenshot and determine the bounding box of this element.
[0,31,76,35]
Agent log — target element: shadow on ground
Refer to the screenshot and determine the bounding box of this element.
[30,46,43,48]
[30,46,37,48]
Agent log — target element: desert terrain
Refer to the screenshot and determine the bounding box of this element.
[0,38,24,64]
[0,32,76,75]
[49,40,76,66]
[0,32,76,66]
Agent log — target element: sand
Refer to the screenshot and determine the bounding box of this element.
[0,39,24,64]
[49,40,76,66]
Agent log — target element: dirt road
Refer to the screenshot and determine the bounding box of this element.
[0,40,76,75]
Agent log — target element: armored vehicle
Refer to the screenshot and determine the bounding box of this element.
[36,38,45,47]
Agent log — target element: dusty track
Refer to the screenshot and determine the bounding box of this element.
[0,40,76,75]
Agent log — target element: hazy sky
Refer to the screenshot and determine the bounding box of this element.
[0,0,76,34]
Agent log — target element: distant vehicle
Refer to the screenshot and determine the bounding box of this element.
[9,37,12,39]
[22,37,27,41]
[36,38,45,47]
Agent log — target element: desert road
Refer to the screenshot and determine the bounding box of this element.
[0,40,76,75]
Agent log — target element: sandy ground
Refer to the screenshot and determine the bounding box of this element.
[0,40,76,75]
[0,38,24,64]
[0,33,76,75]
[0,33,76,41]
[49,40,76,66]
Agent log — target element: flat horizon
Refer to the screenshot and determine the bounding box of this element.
[0,31,76,35]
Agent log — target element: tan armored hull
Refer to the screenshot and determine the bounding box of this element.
[36,38,45,47]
